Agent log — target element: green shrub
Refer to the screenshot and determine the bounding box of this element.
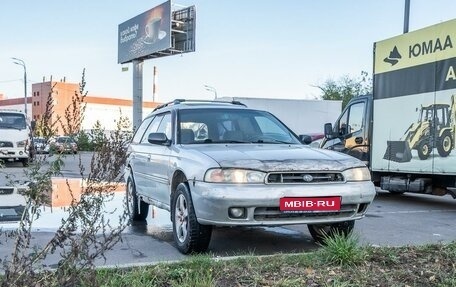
[319,231,365,266]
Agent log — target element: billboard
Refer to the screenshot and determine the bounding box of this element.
[118,1,172,64]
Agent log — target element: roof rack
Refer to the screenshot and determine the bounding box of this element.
[153,99,246,111]
[153,99,185,111]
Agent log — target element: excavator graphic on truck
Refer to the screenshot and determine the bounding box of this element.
[384,95,456,162]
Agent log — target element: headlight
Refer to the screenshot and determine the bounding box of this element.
[204,168,266,183]
[342,167,371,181]
[17,140,28,147]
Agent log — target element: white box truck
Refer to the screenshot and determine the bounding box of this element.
[321,19,456,198]
[0,109,33,167]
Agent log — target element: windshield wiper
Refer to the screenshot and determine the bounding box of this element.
[251,139,294,144]
[219,140,250,144]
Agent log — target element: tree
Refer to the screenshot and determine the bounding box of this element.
[316,71,372,109]
[1,70,129,287]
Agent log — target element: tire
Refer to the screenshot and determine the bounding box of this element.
[21,158,29,167]
[126,176,149,221]
[437,131,452,157]
[417,140,431,160]
[172,183,212,254]
[308,220,355,244]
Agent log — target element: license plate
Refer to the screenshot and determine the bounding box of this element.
[280,196,341,212]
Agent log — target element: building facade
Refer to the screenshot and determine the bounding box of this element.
[0,79,160,135]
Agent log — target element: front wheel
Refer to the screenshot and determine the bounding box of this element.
[172,182,212,254]
[126,176,149,221]
[417,140,431,160]
[308,221,355,244]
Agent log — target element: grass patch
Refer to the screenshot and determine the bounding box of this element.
[88,241,456,287]
[3,240,455,286]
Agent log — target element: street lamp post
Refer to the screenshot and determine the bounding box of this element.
[12,57,27,118]
[204,85,217,100]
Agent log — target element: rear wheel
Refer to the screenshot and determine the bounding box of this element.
[172,182,212,254]
[308,221,355,244]
[126,176,149,221]
[437,131,452,157]
[417,140,431,160]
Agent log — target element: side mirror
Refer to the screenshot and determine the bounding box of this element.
[147,132,171,146]
[324,123,333,138]
[299,135,312,145]
[31,120,36,131]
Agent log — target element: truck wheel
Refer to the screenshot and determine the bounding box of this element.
[126,176,149,221]
[437,131,452,157]
[308,221,354,244]
[417,140,431,160]
[172,183,212,254]
[21,158,29,167]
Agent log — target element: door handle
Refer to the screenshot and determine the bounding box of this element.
[355,137,363,144]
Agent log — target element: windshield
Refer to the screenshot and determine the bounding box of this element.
[57,137,75,143]
[178,108,300,144]
[0,112,26,130]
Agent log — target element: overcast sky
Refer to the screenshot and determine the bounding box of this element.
[1,0,456,103]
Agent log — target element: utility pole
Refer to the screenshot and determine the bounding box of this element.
[153,66,157,102]
[204,85,217,100]
[12,57,28,118]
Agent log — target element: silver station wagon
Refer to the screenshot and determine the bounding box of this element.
[125,99,376,254]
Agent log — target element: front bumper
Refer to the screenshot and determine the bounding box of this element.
[0,148,29,160]
[190,181,376,226]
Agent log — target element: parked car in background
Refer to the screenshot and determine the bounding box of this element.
[33,137,50,154]
[307,133,325,148]
[125,99,376,254]
[50,136,78,154]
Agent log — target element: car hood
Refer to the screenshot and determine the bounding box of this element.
[190,144,364,171]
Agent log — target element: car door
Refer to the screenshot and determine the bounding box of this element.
[323,100,369,162]
[144,112,172,205]
[131,115,163,197]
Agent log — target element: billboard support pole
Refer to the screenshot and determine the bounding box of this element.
[403,0,410,33]
[132,59,143,131]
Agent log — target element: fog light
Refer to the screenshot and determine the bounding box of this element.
[229,207,246,219]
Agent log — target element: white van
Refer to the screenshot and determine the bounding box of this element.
[0,109,33,166]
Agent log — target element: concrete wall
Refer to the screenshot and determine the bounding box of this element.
[82,103,155,131]
[220,97,342,135]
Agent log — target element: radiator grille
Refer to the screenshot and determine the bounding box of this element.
[0,141,13,148]
[267,172,344,184]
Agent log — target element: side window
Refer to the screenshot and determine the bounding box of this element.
[131,117,153,144]
[140,114,164,143]
[338,102,364,135]
[347,102,365,134]
[338,110,348,135]
[157,113,172,140]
